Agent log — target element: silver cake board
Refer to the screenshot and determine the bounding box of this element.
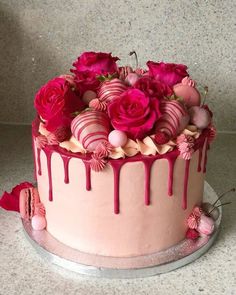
[22,182,221,279]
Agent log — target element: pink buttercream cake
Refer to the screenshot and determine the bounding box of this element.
[1,51,218,264]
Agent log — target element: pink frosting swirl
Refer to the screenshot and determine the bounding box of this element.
[89,98,107,111]
[94,141,112,158]
[90,154,107,172]
[35,135,48,149]
[47,132,59,145]
[187,214,199,229]
[176,134,194,144]
[176,134,195,160]
[187,206,203,229]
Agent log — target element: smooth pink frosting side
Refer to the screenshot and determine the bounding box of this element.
[34,139,205,257]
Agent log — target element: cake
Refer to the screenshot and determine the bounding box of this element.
[1,51,218,261]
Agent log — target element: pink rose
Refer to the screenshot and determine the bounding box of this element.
[71,52,119,94]
[147,61,189,87]
[34,77,85,132]
[108,89,161,140]
[134,76,173,99]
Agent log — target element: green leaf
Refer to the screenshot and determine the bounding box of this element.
[96,73,118,82]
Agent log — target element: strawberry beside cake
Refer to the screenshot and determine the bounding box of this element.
[1,51,217,260]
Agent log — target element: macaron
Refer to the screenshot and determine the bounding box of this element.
[19,187,40,220]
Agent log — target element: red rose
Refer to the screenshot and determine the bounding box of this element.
[147,61,189,87]
[71,52,119,94]
[134,76,173,99]
[34,77,85,132]
[107,89,161,140]
[72,52,119,75]
[72,70,100,94]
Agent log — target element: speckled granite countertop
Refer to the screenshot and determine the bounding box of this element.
[0,124,235,295]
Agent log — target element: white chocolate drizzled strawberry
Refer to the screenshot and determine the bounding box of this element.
[71,110,110,152]
[155,100,189,138]
[118,66,133,80]
[97,78,127,103]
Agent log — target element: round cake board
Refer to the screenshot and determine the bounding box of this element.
[22,182,221,279]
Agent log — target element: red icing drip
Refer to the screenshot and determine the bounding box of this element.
[61,155,71,184]
[82,161,92,191]
[142,158,156,205]
[203,141,209,173]
[32,119,40,180]
[182,159,190,210]
[167,153,178,196]
[110,161,123,214]
[32,129,208,213]
[44,148,53,201]
[197,147,203,172]
[37,148,42,176]
[32,139,37,180]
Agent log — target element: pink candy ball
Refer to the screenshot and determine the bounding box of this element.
[108,130,128,147]
[82,90,97,105]
[125,73,139,86]
[189,106,211,129]
[31,215,47,231]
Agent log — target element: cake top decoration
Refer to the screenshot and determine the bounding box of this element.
[34,51,216,171]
